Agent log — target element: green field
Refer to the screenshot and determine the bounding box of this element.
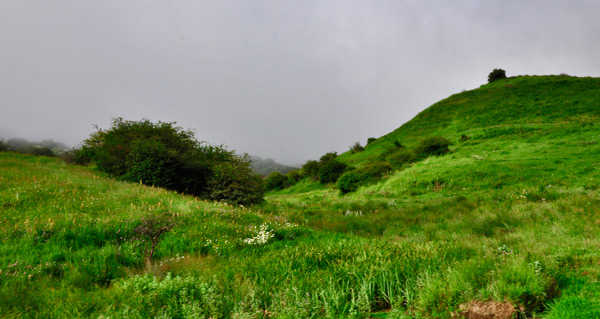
[2,75,600,318]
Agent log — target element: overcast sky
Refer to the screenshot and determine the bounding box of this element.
[2,1,599,164]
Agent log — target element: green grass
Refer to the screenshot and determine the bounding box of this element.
[2,75,600,318]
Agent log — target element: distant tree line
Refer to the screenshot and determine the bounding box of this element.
[265,136,451,194]
[0,138,68,157]
[249,155,297,177]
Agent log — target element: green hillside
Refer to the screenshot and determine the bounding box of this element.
[1,75,600,318]
[274,75,599,203]
[341,75,599,166]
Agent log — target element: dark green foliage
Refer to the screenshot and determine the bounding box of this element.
[286,169,302,184]
[393,140,403,148]
[460,134,470,142]
[318,160,348,184]
[337,171,363,194]
[386,148,416,169]
[302,160,320,179]
[414,136,451,159]
[82,118,264,205]
[488,68,507,83]
[317,152,347,184]
[205,154,265,206]
[358,161,392,182]
[336,162,392,194]
[0,140,8,152]
[350,142,364,153]
[61,148,93,165]
[265,172,290,191]
[319,152,339,163]
[367,137,377,145]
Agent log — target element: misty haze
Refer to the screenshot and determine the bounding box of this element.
[2,1,600,318]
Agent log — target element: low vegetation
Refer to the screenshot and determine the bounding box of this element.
[1,74,599,318]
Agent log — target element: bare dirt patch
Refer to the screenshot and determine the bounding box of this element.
[454,300,516,319]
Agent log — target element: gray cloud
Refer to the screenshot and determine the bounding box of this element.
[2,0,599,164]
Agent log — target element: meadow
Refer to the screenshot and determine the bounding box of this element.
[1,75,600,318]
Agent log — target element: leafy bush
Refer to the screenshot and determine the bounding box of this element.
[414,137,451,159]
[367,137,377,145]
[386,148,416,169]
[319,152,338,163]
[337,171,363,194]
[286,169,302,185]
[358,161,392,182]
[61,148,93,165]
[265,172,290,191]
[82,118,264,205]
[205,154,265,205]
[488,68,507,83]
[316,152,347,184]
[337,162,392,194]
[350,142,364,153]
[301,160,320,179]
[318,160,348,184]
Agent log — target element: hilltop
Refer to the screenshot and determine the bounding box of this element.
[341,75,599,166]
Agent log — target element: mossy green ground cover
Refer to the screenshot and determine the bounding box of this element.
[1,75,600,317]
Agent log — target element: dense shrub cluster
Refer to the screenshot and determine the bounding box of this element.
[337,137,451,193]
[264,152,350,192]
[386,148,416,169]
[266,136,451,194]
[350,142,364,153]
[414,136,451,159]
[337,162,392,194]
[265,172,290,191]
[488,68,507,83]
[81,118,264,205]
[317,152,348,184]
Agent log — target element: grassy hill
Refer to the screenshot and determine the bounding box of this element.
[1,75,600,318]
[340,75,599,165]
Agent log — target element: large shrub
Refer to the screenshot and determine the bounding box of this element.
[386,148,416,169]
[286,169,302,185]
[414,137,451,159]
[336,162,392,194]
[0,140,8,152]
[265,172,290,191]
[337,171,363,194]
[349,142,364,153]
[318,160,348,184]
[82,118,264,205]
[317,152,348,184]
[488,68,507,83]
[206,154,265,205]
[301,160,320,180]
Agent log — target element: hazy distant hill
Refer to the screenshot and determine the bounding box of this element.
[249,155,298,176]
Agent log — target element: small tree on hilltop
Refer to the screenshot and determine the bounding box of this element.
[488,68,507,83]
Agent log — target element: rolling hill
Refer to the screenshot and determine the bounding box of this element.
[1,75,600,318]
